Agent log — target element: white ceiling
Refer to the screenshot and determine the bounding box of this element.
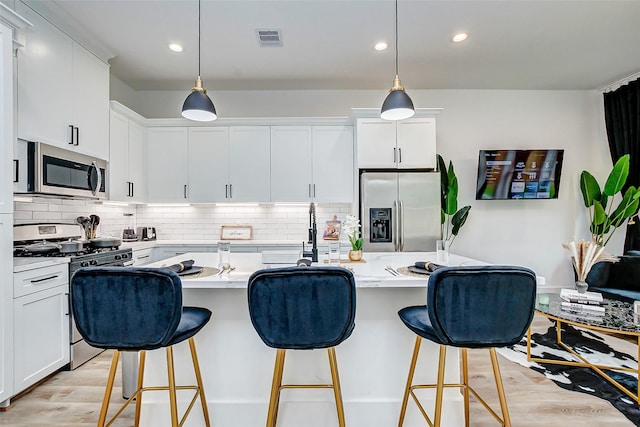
[26,0,640,92]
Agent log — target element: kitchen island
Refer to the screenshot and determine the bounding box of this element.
[135,252,486,427]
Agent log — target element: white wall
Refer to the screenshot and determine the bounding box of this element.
[117,87,618,289]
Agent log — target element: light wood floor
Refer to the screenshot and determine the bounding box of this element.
[0,316,635,426]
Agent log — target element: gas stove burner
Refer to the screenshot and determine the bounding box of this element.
[13,245,123,258]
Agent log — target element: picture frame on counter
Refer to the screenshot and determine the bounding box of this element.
[221,225,253,240]
[323,216,341,240]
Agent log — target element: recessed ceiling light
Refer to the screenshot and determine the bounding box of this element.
[375,42,388,51]
[452,33,468,43]
[169,43,183,52]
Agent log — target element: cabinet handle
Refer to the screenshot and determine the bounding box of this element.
[130,182,134,197]
[225,184,228,198]
[313,184,316,197]
[229,184,233,198]
[65,292,70,316]
[308,184,311,198]
[398,147,402,163]
[68,125,74,145]
[184,184,188,199]
[137,254,150,260]
[13,160,18,183]
[74,126,79,146]
[393,147,397,163]
[30,274,59,283]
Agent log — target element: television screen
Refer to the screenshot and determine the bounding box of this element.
[475,149,564,200]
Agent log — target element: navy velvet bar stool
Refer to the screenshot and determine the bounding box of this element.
[247,266,357,427]
[71,267,212,427]
[397,265,537,427]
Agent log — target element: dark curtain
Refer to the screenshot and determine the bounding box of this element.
[603,78,640,252]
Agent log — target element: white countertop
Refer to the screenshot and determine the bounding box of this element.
[148,251,487,289]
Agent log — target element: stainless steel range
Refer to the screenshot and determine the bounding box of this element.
[14,223,133,369]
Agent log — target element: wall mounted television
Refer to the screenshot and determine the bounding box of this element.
[475,149,564,200]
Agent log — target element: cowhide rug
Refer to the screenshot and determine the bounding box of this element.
[497,323,640,424]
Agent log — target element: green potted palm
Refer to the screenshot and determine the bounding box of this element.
[437,154,471,261]
[563,154,640,292]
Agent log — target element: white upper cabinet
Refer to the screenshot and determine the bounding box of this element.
[71,42,109,159]
[147,126,269,203]
[271,125,353,203]
[146,128,189,202]
[188,127,229,203]
[356,117,436,169]
[1,22,14,214]
[270,126,312,202]
[16,2,109,160]
[228,127,271,202]
[311,126,354,203]
[128,121,147,202]
[109,107,147,202]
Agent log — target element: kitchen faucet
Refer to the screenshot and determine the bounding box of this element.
[302,202,318,262]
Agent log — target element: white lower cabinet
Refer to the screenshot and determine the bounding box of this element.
[13,283,70,394]
[151,246,213,262]
[0,216,12,406]
[132,248,153,266]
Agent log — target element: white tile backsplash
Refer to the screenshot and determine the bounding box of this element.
[13,197,354,241]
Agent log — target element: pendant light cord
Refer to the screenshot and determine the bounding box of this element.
[198,0,201,77]
[394,0,398,76]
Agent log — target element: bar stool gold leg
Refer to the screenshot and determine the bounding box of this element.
[98,350,120,427]
[188,337,211,427]
[433,345,447,427]
[266,349,286,427]
[398,336,421,427]
[134,350,146,427]
[327,347,346,427]
[166,346,179,427]
[461,348,470,427]
[489,348,511,427]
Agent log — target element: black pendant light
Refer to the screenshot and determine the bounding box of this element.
[182,0,217,121]
[380,0,415,121]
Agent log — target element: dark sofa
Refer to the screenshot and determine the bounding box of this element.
[585,251,640,303]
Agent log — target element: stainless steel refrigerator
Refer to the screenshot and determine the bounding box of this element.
[360,171,441,252]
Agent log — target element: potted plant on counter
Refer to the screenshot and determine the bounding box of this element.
[563,154,640,292]
[343,215,364,262]
[437,154,471,261]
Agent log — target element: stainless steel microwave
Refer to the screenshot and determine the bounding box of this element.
[14,140,107,199]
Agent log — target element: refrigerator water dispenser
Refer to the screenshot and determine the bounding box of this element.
[370,208,392,243]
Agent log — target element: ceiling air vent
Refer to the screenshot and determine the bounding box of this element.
[257,29,282,47]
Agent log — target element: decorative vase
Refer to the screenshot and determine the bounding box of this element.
[575,280,589,293]
[348,250,363,262]
[436,240,450,265]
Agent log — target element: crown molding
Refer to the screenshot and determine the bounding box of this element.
[19,0,115,62]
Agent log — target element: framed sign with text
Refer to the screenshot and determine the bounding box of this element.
[221,225,253,240]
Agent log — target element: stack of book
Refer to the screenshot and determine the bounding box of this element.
[559,288,605,317]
